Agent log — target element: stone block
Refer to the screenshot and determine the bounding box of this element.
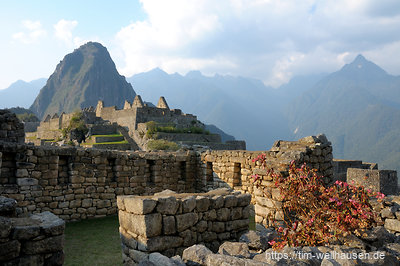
[196,196,210,212]
[224,195,238,208]
[176,213,198,232]
[157,196,180,215]
[182,244,212,266]
[385,219,400,232]
[163,215,176,235]
[216,208,230,222]
[237,193,252,207]
[138,236,183,252]
[119,211,162,238]
[122,196,157,215]
[23,235,64,254]
[16,169,29,178]
[12,225,41,240]
[182,196,196,213]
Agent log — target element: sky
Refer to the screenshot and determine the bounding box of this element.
[1,0,400,90]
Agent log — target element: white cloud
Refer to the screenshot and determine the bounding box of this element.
[12,20,46,44]
[54,19,78,44]
[115,0,400,87]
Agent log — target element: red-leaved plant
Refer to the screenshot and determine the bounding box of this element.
[252,156,384,250]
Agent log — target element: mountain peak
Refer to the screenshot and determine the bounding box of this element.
[30,42,136,119]
[353,54,367,64]
[185,70,203,78]
[339,54,387,79]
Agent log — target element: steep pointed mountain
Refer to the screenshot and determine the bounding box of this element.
[286,54,400,172]
[30,42,136,119]
[0,78,46,109]
[128,69,292,150]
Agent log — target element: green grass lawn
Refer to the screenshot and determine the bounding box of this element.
[91,134,123,138]
[64,215,122,266]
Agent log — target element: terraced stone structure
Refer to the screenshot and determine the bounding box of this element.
[28,96,246,151]
[117,189,251,264]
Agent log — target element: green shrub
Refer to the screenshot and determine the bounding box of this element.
[62,111,88,141]
[145,121,209,138]
[147,139,180,151]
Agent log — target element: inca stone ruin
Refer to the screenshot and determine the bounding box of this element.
[1,109,400,265]
[26,96,246,151]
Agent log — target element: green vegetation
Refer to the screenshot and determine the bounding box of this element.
[91,134,123,138]
[93,140,128,145]
[145,121,210,139]
[147,139,180,151]
[249,214,256,231]
[61,111,88,140]
[64,215,122,266]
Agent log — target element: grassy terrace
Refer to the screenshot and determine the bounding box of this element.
[91,134,123,138]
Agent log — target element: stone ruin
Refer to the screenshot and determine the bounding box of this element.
[26,96,246,151]
[1,109,400,265]
[0,196,65,265]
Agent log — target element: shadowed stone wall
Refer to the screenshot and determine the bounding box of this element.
[0,196,65,265]
[117,190,251,264]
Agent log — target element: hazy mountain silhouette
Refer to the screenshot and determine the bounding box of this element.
[286,54,400,172]
[0,78,46,109]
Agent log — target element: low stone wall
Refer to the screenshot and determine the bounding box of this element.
[117,189,252,264]
[0,196,65,265]
[0,142,198,221]
[348,168,398,195]
[0,110,25,144]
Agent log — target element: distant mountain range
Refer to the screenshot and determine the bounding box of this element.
[286,54,400,172]
[128,68,292,150]
[30,42,136,119]
[1,44,400,174]
[0,78,46,109]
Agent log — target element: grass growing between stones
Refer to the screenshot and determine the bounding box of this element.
[64,215,122,266]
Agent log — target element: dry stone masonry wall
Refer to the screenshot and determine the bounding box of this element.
[0,110,25,144]
[117,189,251,264]
[0,196,65,265]
[0,141,198,221]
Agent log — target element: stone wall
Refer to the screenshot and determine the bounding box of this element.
[199,134,334,227]
[0,110,25,144]
[0,141,198,221]
[348,168,398,195]
[0,196,65,265]
[117,189,251,264]
[333,159,378,182]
